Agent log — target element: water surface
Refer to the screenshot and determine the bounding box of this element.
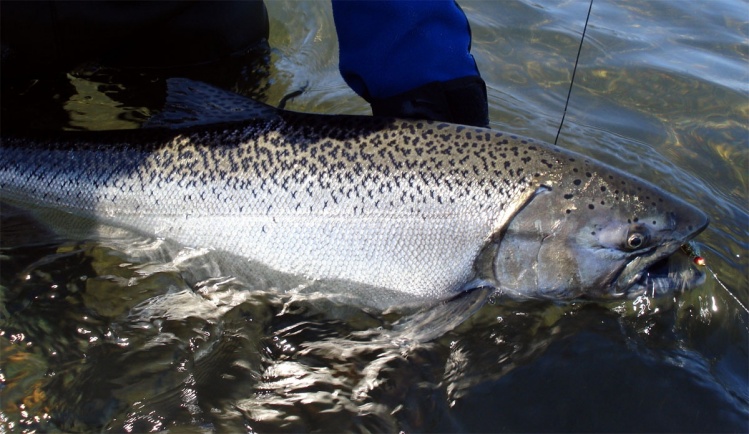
[1,0,747,432]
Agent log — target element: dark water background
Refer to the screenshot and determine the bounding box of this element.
[1,0,747,432]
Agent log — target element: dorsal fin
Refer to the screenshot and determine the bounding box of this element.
[144,78,279,129]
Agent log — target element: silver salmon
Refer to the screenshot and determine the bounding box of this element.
[0,79,709,309]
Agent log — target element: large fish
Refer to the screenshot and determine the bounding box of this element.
[0,79,708,310]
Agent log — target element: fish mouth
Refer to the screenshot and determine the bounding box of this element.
[614,242,706,298]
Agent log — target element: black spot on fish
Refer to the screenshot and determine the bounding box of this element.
[600,186,607,192]
[564,194,574,199]
[573,179,582,185]
[588,204,595,209]
[566,209,572,214]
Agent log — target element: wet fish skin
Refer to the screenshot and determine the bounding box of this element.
[0,90,708,307]
[1,115,530,298]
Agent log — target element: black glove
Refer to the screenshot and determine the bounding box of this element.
[369,76,489,128]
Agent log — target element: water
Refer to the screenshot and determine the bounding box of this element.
[1,0,747,432]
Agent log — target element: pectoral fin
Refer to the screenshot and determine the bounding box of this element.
[389,284,495,344]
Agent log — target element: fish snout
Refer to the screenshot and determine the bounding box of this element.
[674,204,709,242]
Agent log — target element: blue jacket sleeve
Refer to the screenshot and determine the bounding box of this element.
[332,0,481,101]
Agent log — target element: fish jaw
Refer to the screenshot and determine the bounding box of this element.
[615,242,707,298]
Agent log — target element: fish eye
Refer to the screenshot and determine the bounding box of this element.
[625,228,649,250]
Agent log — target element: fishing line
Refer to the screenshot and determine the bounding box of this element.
[554,0,594,146]
[706,265,749,315]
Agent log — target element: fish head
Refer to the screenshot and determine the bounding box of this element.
[494,156,709,301]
